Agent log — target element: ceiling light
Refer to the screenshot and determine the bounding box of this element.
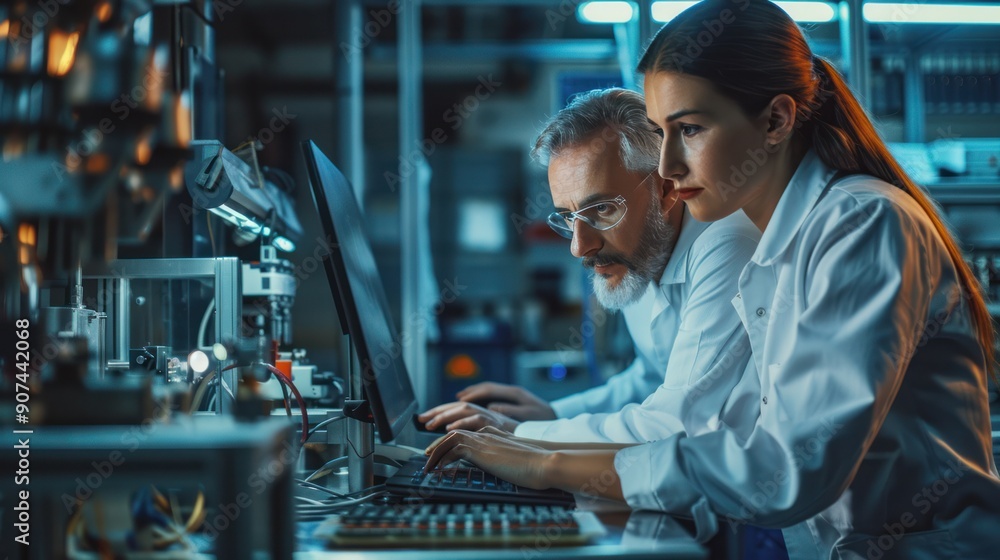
[651,1,836,23]
[864,3,1000,24]
[578,1,636,24]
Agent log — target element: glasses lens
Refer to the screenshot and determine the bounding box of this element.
[546,213,574,239]
[577,200,625,230]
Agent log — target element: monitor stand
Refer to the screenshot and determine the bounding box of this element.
[346,412,374,493]
[345,341,375,493]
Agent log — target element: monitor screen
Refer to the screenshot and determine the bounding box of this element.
[302,140,418,443]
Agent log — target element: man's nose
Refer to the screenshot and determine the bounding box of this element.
[570,221,602,258]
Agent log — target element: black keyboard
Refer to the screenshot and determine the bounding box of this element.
[420,464,514,492]
[385,458,576,505]
[314,502,605,548]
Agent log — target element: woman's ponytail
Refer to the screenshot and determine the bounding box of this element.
[809,56,996,379]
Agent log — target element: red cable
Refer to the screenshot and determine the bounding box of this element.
[263,363,309,446]
[220,363,309,446]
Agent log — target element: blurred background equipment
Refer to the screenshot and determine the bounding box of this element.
[0,1,315,557]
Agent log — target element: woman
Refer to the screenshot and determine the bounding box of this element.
[426,1,1000,557]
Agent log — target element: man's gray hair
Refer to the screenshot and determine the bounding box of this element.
[531,88,660,174]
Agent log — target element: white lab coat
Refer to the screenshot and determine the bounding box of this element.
[516,209,760,443]
[614,150,1000,559]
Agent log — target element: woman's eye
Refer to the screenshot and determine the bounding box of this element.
[680,124,702,137]
[650,126,664,137]
[594,203,613,215]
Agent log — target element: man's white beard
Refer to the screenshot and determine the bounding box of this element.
[589,199,676,310]
[591,267,652,310]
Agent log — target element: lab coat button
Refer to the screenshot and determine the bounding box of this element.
[756,308,765,317]
[762,396,768,404]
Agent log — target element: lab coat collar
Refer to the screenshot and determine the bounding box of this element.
[649,208,705,325]
[752,149,838,267]
[658,207,709,288]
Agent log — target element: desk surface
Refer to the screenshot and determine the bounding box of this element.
[294,509,706,559]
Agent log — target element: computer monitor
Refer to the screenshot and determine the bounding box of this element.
[302,140,418,442]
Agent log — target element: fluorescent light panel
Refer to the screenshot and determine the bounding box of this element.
[650,1,836,23]
[210,204,297,252]
[779,1,837,22]
[578,1,636,23]
[864,3,1000,24]
[650,1,696,22]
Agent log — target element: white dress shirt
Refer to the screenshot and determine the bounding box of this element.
[516,209,760,443]
[614,151,1000,559]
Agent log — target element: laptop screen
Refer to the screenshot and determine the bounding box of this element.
[302,140,418,442]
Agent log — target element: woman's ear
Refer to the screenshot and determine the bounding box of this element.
[763,94,797,147]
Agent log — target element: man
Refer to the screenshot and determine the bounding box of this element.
[418,88,759,443]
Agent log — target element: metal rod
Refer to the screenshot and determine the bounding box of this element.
[399,0,429,408]
[840,0,871,108]
[904,51,926,143]
[335,0,366,201]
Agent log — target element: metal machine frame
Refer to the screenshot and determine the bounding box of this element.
[87,258,242,413]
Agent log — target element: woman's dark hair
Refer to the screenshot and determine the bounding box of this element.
[638,0,995,378]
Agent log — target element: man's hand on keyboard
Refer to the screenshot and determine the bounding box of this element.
[456,382,557,422]
[416,401,520,433]
[423,426,553,490]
